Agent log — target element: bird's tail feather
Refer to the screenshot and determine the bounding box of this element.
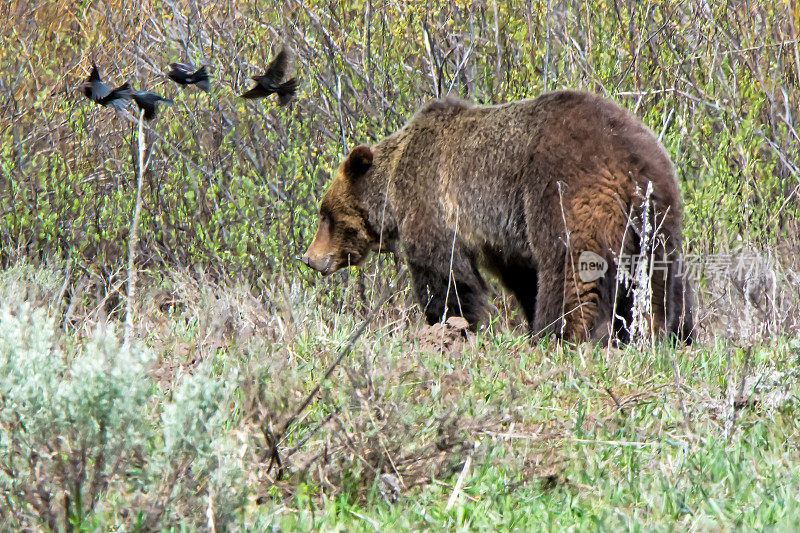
[193,66,211,92]
[277,78,298,105]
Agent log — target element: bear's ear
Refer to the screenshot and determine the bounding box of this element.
[343,145,373,181]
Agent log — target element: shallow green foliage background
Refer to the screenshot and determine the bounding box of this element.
[1,0,798,277]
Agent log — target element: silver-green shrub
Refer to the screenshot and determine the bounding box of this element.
[0,305,153,530]
[158,363,247,528]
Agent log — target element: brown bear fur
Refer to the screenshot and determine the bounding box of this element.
[301,90,694,343]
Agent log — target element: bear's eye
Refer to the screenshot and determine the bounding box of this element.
[320,212,334,231]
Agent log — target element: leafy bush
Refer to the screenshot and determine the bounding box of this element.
[0,302,248,530]
[156,364,247,528]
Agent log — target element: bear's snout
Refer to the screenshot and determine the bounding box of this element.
[298,251,334,275]
[300,216,339,274]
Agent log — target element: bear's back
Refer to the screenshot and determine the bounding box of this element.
[404,91,679,212]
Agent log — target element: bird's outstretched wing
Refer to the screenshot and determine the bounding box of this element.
[240,48,295,100]
[100,82,132,112]
[83,63,111,101]
[261,48,290,87]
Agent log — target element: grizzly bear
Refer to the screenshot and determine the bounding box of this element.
[300,91,693,343]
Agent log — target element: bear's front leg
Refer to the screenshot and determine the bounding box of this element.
[404,242,486,329]
[407,261,486,328]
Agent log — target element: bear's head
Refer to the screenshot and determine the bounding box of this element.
[300,145,382,275]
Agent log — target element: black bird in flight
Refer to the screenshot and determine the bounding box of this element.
[168,63,211,92]
[240,48,298,105]
[132,91,174,120]
[82,63,132,112]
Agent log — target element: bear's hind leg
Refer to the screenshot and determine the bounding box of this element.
[532,250,605,343]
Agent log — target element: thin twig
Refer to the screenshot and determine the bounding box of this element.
[726,346,752,441]
[670,353,691,435]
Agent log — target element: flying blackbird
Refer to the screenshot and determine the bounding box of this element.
[99,83,132,112]
[132,91,174,120]
[82,64,132,112]
[168,63,211,92]
[240,48,298,105]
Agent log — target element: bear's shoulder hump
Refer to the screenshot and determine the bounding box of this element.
[415,97,473,117]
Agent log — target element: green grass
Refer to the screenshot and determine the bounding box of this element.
[246,336,800,531]
[249,332,800,531]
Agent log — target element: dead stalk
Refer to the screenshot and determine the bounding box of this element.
[124,109,147,347]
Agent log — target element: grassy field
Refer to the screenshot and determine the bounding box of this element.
[1,0,800,530]
[2,261,800,530]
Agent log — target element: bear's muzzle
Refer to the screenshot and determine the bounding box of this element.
[298,252,335,275]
